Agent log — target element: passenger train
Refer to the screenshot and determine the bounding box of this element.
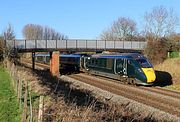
[35,53,156,85]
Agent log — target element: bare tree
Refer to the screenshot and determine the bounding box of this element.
[100,29,115,40]
[144,6,179,40]
[23,24,68,40]
[100,17,137,40]
[2,24,16,58]
[3,24,15,40]
[23,24,43,39]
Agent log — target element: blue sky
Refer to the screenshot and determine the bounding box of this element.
[0,0,179,39]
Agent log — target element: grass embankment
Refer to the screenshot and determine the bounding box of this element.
[155,58,180,89]
[0,66,20,122]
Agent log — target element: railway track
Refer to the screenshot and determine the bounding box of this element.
[21,59,180,117]
[90,74,180,99]
[69,73,180,117]
[86,73,180,99]
[21,59,49,69]
[141,86,180,99]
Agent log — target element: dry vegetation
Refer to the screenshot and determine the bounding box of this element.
[6,62,157,122]
[155,57,180,88]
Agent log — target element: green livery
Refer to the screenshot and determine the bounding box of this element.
[82,53,156,85]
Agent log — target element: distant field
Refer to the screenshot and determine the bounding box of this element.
[0,66,20,122]
[155,58,180,89]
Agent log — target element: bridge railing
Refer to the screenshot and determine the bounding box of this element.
[6,39,147,51]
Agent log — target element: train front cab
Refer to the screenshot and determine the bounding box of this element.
[128,57,156,85]
[115,57,156,85]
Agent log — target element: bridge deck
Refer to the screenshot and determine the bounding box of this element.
[6,39,147,52]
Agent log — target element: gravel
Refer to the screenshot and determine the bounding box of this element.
[60,75,180,122]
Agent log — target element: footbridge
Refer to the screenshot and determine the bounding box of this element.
[6,39,147,53]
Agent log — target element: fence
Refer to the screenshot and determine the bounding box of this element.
[4,60,43,122]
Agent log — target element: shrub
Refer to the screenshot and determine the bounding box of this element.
[169,51,179,58]
[145,38,169,64]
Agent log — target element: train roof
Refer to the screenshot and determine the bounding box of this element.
[60,54,81,58]
[35,54,49,56]
[91,53,144,59]
[35,54,81,57]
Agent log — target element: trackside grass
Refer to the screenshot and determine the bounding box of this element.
[155,58,180,89]
[0,66,20,122]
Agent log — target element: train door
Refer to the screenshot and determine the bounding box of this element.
[127,59,135,77]
[115,59,123,75]
[115,58,127,76]
[83,57,90,71]
[123,59,127,75]
[80,56,85,70]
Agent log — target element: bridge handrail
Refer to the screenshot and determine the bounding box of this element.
[5,39,147,51]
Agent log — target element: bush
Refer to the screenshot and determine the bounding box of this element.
[169,51,179,58]
[145,38,169,64]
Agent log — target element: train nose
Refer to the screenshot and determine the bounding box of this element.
[142,68,156,83]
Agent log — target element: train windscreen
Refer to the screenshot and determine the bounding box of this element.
[136,58,152,68]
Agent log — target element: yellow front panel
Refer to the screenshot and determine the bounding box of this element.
[142,68,156,83]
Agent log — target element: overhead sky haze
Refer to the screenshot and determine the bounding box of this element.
[0,0,180,39]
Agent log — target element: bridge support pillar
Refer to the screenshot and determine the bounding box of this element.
[32,52,35,70]
[50,51,59,77]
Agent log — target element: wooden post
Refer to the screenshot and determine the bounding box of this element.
[168,52,170,58]
[28,81,33,122]
[22,81,28,122]
[38,96,44,122]
[18,80,22,107]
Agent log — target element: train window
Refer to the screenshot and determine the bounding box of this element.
[95,60,98,65]
[37,56,43,61]
[99,60,102,66]
[106,59,113,69]
[136,58,152,68]
[46,56,50,63]
[128,60,131,64]
[91,59,95,65]
[103,59,106,67]
[116,59,123,69]
[116,59,124,74]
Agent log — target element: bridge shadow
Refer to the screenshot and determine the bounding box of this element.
[152,70,173,87]
[17,62,106,108]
